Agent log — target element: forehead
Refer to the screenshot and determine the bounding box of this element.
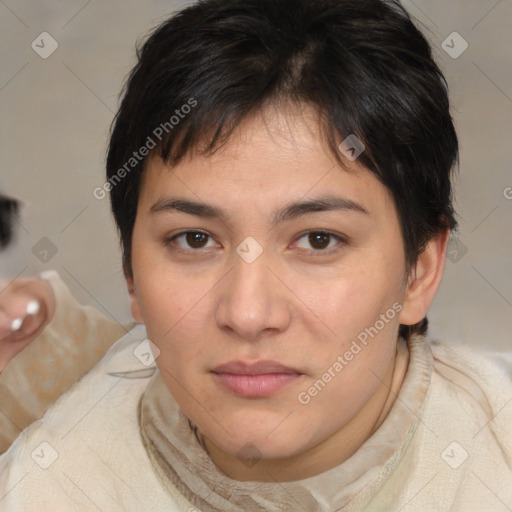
[138,106,396,223]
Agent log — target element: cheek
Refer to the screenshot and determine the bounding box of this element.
[132,244,198,334]
[135,270,213,372]
[316,267,400,341]
[298,277,401,427]
[306,258,404,395]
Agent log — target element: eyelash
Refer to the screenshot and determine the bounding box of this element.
[164,230,347,256]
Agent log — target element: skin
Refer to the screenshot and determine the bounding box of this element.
[127,104,449,482]
[0,278,56,372]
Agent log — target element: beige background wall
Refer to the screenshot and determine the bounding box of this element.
[1,0,511,349]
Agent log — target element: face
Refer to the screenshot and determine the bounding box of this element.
[128,105,412,477]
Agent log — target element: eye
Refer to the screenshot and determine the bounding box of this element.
[166,230,218,251]
[165,230,346,255]
[294,231,346,254]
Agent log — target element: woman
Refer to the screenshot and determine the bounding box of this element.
[1,0,511,510]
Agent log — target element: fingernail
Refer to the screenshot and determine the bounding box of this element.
[11,318,23,331]
[26,300,40,315]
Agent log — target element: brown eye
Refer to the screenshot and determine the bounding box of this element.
[308,232,331,250]
[185,232,209,248]
[168,231,216,251]
[295,231,345,254]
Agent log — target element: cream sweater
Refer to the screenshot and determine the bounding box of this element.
[1,283,512,510]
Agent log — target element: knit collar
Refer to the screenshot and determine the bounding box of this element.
[139,334,433,512]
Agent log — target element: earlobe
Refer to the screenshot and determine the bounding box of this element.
[398,229,450,327]
[125,274,144,324]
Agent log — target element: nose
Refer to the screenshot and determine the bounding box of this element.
[215,248,292,342]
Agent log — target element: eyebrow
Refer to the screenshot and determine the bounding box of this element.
[150,194,369,225]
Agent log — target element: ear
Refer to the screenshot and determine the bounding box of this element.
[398,228,450,326]
[125,272,144,324]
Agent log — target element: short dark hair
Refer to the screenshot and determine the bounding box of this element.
[106,0,458,339]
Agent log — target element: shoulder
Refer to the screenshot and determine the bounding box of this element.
[0,325,180,511]
[0,323,151,457]
[429,337,512,400]
[376,338,512,509]
[426,337,512,464]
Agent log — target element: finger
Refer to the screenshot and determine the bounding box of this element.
[0,297,43,339]
[0,310,13,338]
[0,294,41,322]
[0,301,48,367]
[11,306,46,339]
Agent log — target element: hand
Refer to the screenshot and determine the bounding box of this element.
[0,277,56,372]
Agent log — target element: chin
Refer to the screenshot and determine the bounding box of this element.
[203,417,310,461]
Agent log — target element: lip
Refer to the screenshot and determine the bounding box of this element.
[212,360,302,375]
[211,360,303,398]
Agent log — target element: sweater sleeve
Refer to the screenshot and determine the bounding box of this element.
[0,270,133,454]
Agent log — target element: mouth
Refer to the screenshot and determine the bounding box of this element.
[211,360,303,398]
